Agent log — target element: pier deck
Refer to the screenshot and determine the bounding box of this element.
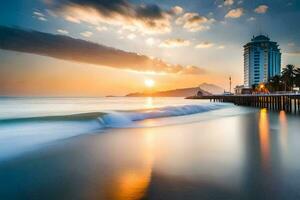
[187,94,300,113]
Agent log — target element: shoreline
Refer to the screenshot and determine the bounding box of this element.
[1,107,300,199]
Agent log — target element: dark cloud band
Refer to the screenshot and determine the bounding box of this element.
[0,26,204,74]
[48,0,175,34]
[51,0,167,19]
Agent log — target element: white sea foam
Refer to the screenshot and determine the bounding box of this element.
[100,104,227,128]
[0,102,229,160]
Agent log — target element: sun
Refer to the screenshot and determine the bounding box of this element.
[144,79,155,88]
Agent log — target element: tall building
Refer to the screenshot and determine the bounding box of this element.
[244,35,281,87]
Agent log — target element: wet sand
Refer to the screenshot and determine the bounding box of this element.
[1,108,300,200]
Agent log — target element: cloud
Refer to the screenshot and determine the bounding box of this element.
[0,26,204,75]
[225,8,244,18]
[80,31,93,37]
[254,5,268,14]
[179,65,205,74]
[159,38,190,48]
[33,11,47,21]
[33,11,45,17]
[176,12,214,32]
[195,42,214,49]
[217,45,225,49]
[38,17,47,21]
[285,51,300,56]
[224,0,234,6]
[57,29,69,34]
[170,6,184,15]
[145,37,155,46]
[65,15,81,23]
[127,33,136,40]
[247,17,256,21]
[208,12,214,17]
[96,26,108,31]
[48,0,177,34]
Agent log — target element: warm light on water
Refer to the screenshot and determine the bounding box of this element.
[1,98,300,200]
[110,129,155,200]
[258,109,270,170]
[279,111,288,154]
[145,97,153,109]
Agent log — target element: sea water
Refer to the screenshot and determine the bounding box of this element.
[0,97,233,160]
[1,97,300,199]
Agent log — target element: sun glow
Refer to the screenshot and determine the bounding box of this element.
[144,79,155,88]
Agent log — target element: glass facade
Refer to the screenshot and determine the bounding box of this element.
[244,35,281,87]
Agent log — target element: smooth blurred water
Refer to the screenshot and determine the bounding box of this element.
[0,97,300,200]
[0,97,229,160]
[0,97,210,120]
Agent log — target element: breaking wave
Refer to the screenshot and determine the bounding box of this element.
[0,103,227,128]
[0,103,228,160]
[99,104,227,127]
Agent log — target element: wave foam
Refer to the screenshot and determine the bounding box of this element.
[0,103,228,160]
[99,104,227,127]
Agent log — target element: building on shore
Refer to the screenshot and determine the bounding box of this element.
[234,85,253,95]
[244,35,281,87]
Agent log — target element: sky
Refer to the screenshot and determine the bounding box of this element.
[0,0,300,96]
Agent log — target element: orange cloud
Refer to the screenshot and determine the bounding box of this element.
[49,0,179,34]
[225,8,244,18]
[195,42,214,49]
[0,26,205,75]
[159,38,190,48]
[224,0,234,6]
[254,5,268,14]
[176,12,214,32]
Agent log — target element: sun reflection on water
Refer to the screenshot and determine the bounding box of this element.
[258,108,270,169]
[279,111,288,154]
[110,169,151,200]
[103,128,156,200]
[145,97,154,109]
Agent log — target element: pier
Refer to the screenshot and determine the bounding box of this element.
[187,94,300,113]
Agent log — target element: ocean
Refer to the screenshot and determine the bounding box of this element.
[0,97,300,199]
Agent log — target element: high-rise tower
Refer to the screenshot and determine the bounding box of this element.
[244,35,281,87]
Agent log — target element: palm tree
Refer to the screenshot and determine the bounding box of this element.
[295,67,300,87]
[281,64,296,91]
[268,75,282,92]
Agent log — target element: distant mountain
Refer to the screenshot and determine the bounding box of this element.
[198,83,224,94]
[125,83,224,97]
[126,87,211,97]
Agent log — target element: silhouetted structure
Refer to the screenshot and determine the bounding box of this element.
[188,94,300,113]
